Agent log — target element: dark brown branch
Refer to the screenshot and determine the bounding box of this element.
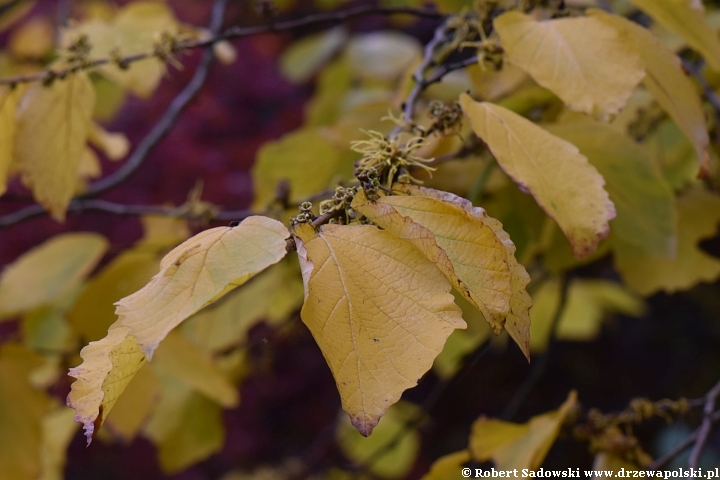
[0,6,442,87]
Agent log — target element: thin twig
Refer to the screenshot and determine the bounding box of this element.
[390,18,453,138]
[501,274,571,421]
[649,409,720,470]
[0,6,442,87]
[0,0,229,228]
[687,378,720,468]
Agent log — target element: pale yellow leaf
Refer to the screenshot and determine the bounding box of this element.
[421,450,471,480]
[615,188,720,295]
[293,222,465,435]
[546,117,677,258]
[15,72,95,220]
[280,26,348,83]
[116,216,289,359]
[354,186,512,326]
[104,362,158,442]
[88,122,130,161]
[346,31,421,80]
[153,330,238,407]
[23,305,76,353]
[628,0,720,72]
[0,233,108,319]
[469,391,578,469]
[460,95,615,258]
[337,401,420,479]
[466,63,529,102]
[460,95,616,259]
[0,85,19,195]
[252,128,354,209]
[0,344,52,480]
[181,257,304,353]
[9,16,54,59]
[67,322,146,443]
[62,2,180,97]
[78,147,102,182]
[38,407,79,480]
[494,11,644,118]
[590,10,710,177]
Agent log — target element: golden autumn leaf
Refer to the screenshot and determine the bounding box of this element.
[292,222,465,435]
[15,72,95,220]
[0,85,19,195]
[493,12,644,118]
[460,95,615,259]
[615,188,720,295]
[353,187,512,330]
[103,362,158,442]
[67,322,146,443]
[88,122,130,161]
[280,26,348,83]
[628,0,720,72]
[0,233,108,320]
[589,10,710,177]
[62,2,180,97]
[353,185,532,358]
[469,391,578,469]
[116,216,289,359]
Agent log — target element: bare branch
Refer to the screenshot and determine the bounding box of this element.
[649,409,720,470]
[688,378,720,468]
[0,6,442,87]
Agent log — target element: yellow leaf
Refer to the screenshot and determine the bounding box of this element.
[337,401,420,479]
[0,233,108,319]
[466,63,529,102]
[0,344,52,480]
[421,450,471,480]
[353,187,512,329]
[78,147,102,182]
[546,116,677,258]
[116,216,289,358]
[293,222,465,435]
[153,330,238,407]
[252,128,354,209]
[67,322,146,443]
[494,12,644,118]
[0,85,19,195]
[144,372,224,474]
[530,279,645,353]
[88,122,130,161]
[15,72,96,220]
[590,10,710,177]
[181,257,304,353]
[38,407,79,480]
[23,305,76,353]
[103,362,158,442]
[62,2,180,97]
[280,26,348,83]
[615,188,720,295]
[460,95,616,259]
[469,391,578,469]
[628,0,720,72]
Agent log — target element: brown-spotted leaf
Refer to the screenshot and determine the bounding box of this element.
[116,216,289,359]
[293,222,465,436]
[494,11,644,118]
[15,72,95,220]
[589,9,711,177]
[460,95,616,259]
